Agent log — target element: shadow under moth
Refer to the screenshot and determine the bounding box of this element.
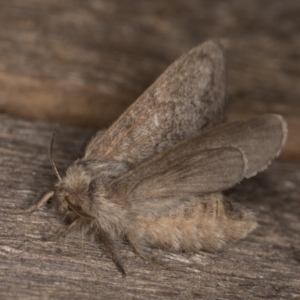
[21,40,288,276]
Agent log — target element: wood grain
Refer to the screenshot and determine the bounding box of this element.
[0,115,299,299]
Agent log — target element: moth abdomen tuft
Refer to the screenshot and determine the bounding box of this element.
[128,194,257,253]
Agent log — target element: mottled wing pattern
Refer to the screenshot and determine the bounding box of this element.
[85,40,226,166]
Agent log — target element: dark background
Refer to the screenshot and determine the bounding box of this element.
[0,0,299,160]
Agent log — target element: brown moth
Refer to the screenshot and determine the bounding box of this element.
[22,40,287,276]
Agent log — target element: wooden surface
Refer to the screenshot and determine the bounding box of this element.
[0,115,300,299]
[0,0,300,299]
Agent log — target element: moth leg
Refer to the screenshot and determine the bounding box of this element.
[96,230,126,277]
[127,235,152,261]
[127,227,205,273]
[11,190,55,214]
[126,230,165,268]
[126,234,173,269]
[48,217,84,241]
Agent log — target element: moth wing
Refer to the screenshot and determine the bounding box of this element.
[108,114,287,215]
[85,40,226,166]
[108,147,246,214]
[190,114,288,178]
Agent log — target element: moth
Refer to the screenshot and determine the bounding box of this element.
[22,40,287,276]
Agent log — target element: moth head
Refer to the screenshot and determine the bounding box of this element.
[48,125,95,222]
[54,162,99,223]
[46,126,129,223]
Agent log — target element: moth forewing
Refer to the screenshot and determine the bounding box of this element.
[85,40,227,166]
[19,40,288,275]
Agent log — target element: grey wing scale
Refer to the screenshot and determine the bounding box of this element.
[107,114,287,214]
[187,114,288,178]
[85,40,226,166]
[108,147,245,217]
[109,147,246,202]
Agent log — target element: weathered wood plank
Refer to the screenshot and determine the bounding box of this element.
[0,115,299,299]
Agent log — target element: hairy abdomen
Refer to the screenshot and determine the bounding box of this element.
[132,194,257,252]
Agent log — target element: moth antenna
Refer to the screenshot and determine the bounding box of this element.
[49,124,62,181]
[7,190,54,215]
